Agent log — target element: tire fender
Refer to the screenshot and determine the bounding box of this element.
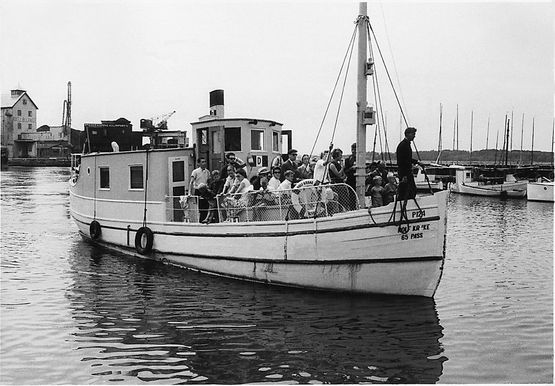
[90,220,101,240]
[135,226,154,254]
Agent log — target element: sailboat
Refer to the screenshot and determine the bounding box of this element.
[69,3,449,297]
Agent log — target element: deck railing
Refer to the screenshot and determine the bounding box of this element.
[165,182,359,223]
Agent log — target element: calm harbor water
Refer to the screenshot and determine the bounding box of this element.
[1,167,552,384]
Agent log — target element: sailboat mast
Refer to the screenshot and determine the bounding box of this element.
[469,110,473,164]
[438,103,443,155]
[519,113,524,165]
[531,116,535,165]
[505,116,510,166]
[486,115,490,150]
[356,2,369,207]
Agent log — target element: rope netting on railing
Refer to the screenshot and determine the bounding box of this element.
[165,183,359,223]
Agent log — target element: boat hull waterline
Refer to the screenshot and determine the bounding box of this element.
[70,190,449,297]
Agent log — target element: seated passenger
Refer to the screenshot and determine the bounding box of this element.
[382,172,398,205]
[196,183,218,223]
[370,175,384,207]
[268,167,282,190]
[230,168,251,196]
[278,170,295,190]
[221,166,237,195]
[297,154,312,180]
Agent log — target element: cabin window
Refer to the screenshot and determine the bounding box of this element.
[211,130,221,154]
[172,161,185,182]
[130,165,144,189]
[224,127,241,151]
[99,167,110,189]
[251,130,264,151]
[272,131,279,152]
[200,129,208,145]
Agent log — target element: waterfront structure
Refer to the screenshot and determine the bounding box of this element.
[191,89,290,175]
[1,89,38,158]
[68,4,449,297]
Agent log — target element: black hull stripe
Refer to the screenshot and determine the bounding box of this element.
[74,215,440,238]
[80,232,444,265]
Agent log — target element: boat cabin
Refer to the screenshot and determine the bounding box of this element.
[191,90,291,177]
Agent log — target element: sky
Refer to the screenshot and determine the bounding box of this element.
[1,0,553,154]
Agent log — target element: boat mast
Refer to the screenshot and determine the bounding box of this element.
[504,116,510,167]
[486,115,490,150]
[531,116,535,165]
[356,2,369,207]
[519,113,524,165]
[469,110,473,164]
[437,103,443,163]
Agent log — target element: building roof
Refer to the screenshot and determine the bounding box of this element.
[191,118,282,126]
[1,91,38,110]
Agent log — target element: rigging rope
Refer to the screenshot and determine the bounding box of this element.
[309,24,358,159]
[368,23,409,129]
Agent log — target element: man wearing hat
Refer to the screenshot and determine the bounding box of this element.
[280,148,299,182]
[396,127,420,200]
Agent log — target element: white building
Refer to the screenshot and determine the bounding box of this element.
[1,89,38,158]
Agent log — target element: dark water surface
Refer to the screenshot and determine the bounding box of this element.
[1,167,552,384]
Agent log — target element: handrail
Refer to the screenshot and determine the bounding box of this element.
[166,182,360,223]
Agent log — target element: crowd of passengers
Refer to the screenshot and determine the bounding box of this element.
[187,144,400,223]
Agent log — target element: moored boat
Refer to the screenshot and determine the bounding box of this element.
[68,3,449,297]
[450,165,527,198]
[527,178,554,202]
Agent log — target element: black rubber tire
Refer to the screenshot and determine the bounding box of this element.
[135,226,154,254]
[90,220,101,240]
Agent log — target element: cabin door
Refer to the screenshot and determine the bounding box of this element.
[168,156,189,221]
[196,126,223,172]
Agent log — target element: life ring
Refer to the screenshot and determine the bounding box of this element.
[90,220,101,240]
[135,226,154,254]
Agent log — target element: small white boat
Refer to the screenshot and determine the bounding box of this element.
[527,178,554,202]
[450,165,527,198]
[68,3,449,297]
[415,167,444,192]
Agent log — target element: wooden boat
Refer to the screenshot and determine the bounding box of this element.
[414,166,447,192]
[68,3,449,297]
[449,165,527,198]
[527,178,554,202]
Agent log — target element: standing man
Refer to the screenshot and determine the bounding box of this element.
[280,149,298,182]
[396,127,420,200]
[189,157,211,221]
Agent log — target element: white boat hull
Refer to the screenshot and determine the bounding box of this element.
[451,181,527,198]
[527,181,554,202]
[70,190,449,297]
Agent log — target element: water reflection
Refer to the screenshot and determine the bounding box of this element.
[66,243,445,384]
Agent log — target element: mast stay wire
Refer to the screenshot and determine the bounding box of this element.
[330,27,357,146]
[368,22,409,129]
[309,24,358,158]
[368,29,385,163]
[367,23,393,165]
[378,2,409,125]
[367,21,432,191]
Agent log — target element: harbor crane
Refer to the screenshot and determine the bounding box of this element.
[140,110,176,132]
[61,81,72,137]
